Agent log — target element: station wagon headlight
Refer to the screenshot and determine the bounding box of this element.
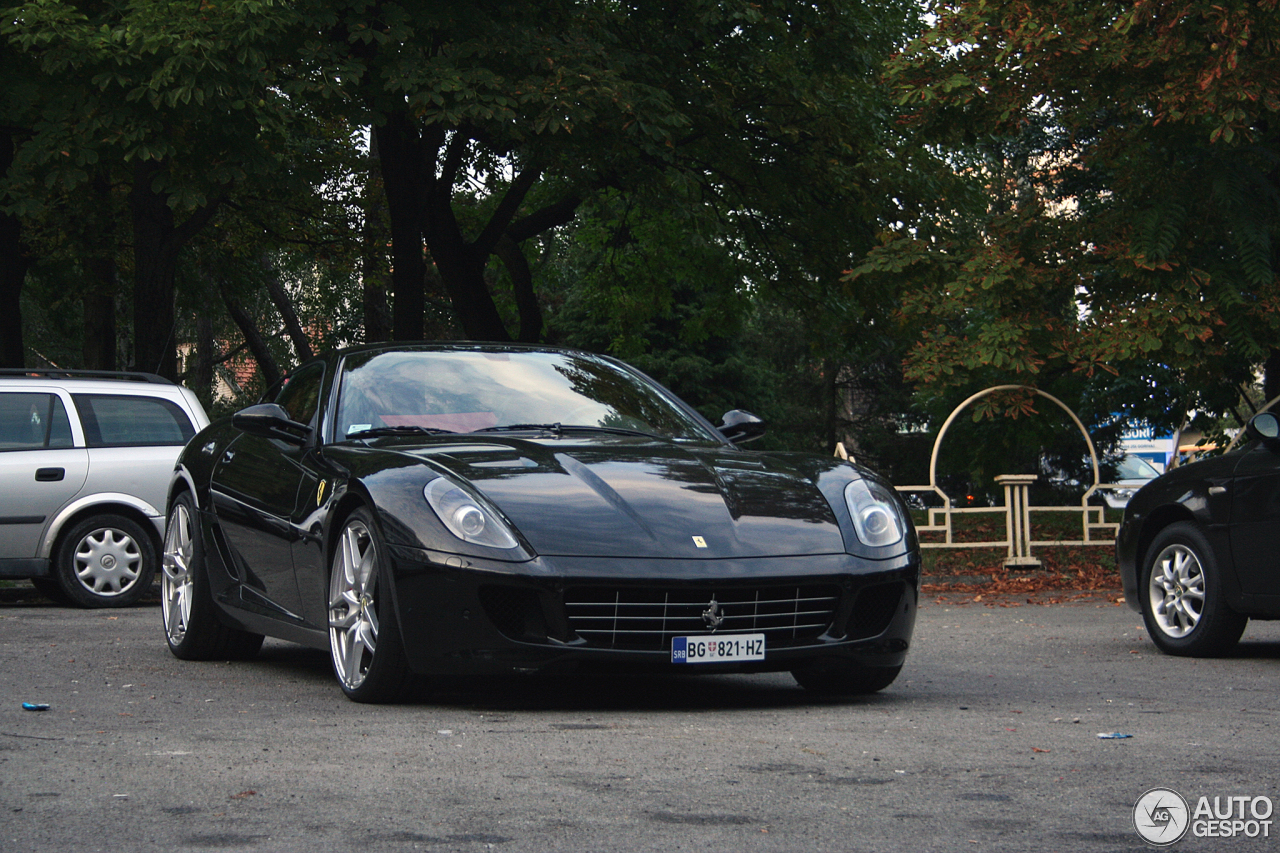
[844,478,906,548]
[424,477,519,550]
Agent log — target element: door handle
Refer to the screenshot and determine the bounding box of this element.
[1208,485,1227,495]
[35,467,65,482]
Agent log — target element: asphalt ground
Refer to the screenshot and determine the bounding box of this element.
[2,585,1278,853]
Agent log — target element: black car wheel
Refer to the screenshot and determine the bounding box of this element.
[1141,522,1247,656]
[791,662,902,695]
[327,508,412,703]
[162,492,264,660]
[53,514,156,608]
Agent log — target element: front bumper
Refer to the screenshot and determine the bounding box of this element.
[386,547,919,677]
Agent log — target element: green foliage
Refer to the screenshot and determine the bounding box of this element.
[851,0,1280,431]
[3,0,298,213]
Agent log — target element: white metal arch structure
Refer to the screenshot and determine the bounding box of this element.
[926,385,1105,504]
[890,384,1117,562]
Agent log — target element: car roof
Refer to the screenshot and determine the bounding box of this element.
[0,369,174,387]
[0,370,203,408]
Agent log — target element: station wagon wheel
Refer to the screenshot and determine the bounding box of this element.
[53,514,156,608]
[328,508,411,703]
[162,492,263,660]
[1141,522,1246,657]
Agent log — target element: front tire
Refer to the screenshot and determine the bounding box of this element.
[162,492,264,661]
[328,508,411,703]
[1141,522,1246,656]
[792,662,902,696]
[53,514,156,608]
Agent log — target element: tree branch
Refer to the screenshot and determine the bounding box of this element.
[475,165,542,255]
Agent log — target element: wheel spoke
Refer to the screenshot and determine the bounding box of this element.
[329,517,384,691]
[359,609,378,654]
[330,607,358,631]
[162,505,194,642]
[1148,543,1206,638]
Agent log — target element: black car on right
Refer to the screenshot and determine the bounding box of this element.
[1117,411,1280,656]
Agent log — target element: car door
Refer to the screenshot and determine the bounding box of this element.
[0,390,88,567]
[209,363,325,620]
[1228,440,1280,597]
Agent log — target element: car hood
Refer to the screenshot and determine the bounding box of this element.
[398,436,847,559]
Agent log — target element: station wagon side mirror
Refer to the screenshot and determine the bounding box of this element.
[232,403,311,445]
[1246,411,1280,445]
[718,409,766,444]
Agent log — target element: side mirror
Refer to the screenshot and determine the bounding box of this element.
[718,409,766,444]
[232,403,310,445]
[1245,411,1280,444]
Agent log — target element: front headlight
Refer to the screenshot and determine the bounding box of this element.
[424,477,519,550]
[844,478,906,548]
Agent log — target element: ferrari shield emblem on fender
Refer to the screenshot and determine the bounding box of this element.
[692,536,707,548]
[316,480,327,506]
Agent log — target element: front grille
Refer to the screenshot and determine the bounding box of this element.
[563,584,841,651]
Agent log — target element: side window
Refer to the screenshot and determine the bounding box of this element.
[275,363,325,427]
[73,394,196,447]
[0,393,75,451]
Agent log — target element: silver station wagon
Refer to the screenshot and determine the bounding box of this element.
[0,370,209,607]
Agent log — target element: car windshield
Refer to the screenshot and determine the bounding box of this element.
[1117,454,1160,480]
[333,349,718,443]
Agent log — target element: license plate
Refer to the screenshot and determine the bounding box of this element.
[671,633,765,664]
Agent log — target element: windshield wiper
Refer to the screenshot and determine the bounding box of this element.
[345,425,455,439]
[475,423,662,439]
[476,423,564,433]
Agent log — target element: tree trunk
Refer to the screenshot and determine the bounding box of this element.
[81,175,118,370]
[130,161,181,377]
[81,254,117,371]
[1265,347,1280,408]
[360,137,391,344]
[194,311,216,413]
[426,235,511,341]
[128,159,224,379]
[495,234,542,343]
[260,256,313,363]
[377,112,583,343]
[1,130,29,368]
[219,282,281,389]
[373,113,426,341]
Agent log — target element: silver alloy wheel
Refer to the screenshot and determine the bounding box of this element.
[1148,542,1206,638]
[162,503,194,644]
[329,518,380,690]
[72,526,142,596]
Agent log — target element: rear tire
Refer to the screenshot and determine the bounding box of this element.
[162,492,264,661]
[792,662,902,695]
[53,514,156,608]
